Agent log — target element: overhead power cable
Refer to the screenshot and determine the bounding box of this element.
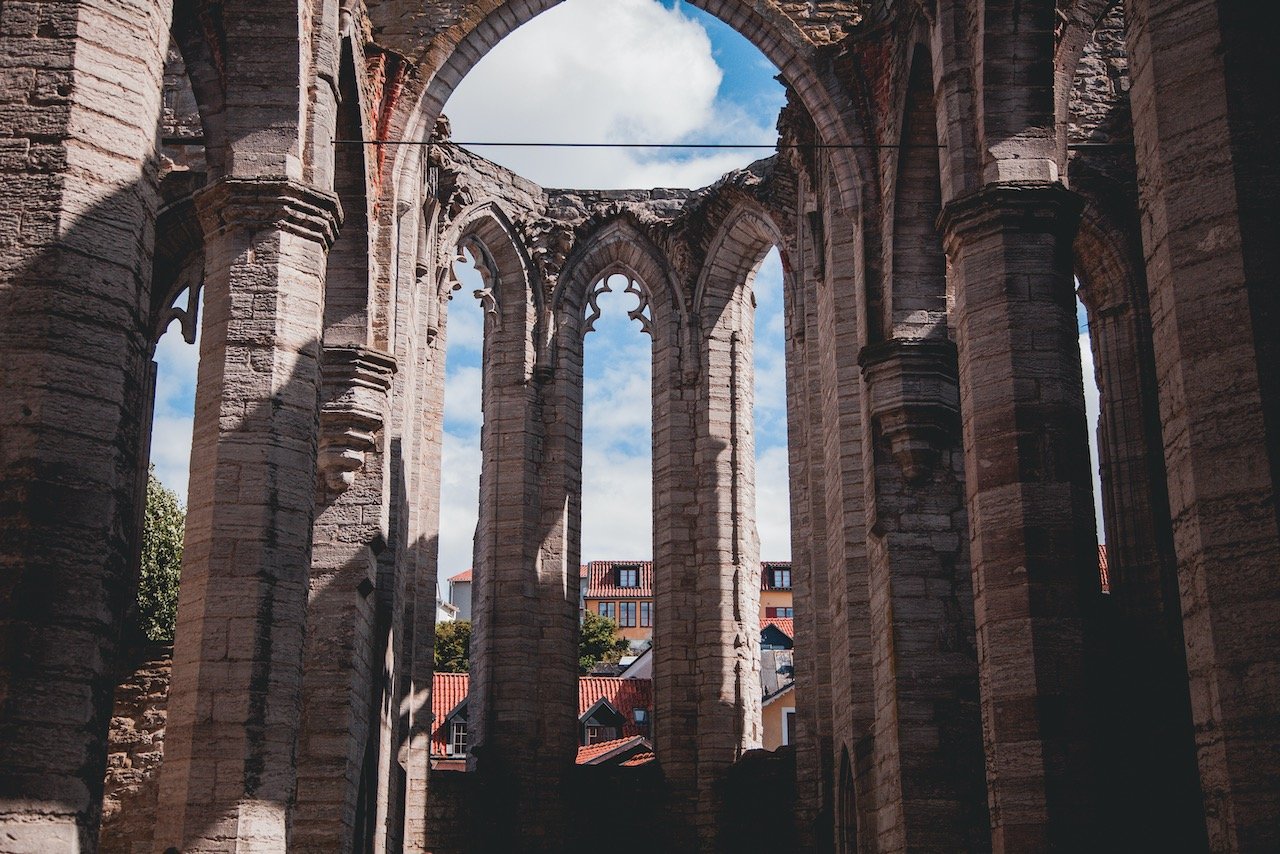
[334,140,944,149]
[334,140,1124,149]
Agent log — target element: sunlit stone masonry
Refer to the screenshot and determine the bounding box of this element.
[1,0,1276,852]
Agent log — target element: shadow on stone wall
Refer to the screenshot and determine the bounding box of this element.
[99,644,172,854]
[424,750,800,853]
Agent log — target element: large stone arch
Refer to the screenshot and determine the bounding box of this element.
[366,0,874,215]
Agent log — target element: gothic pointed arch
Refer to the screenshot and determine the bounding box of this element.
[694,199,789,325]
[886,43,947,341]
[555,215,684,348]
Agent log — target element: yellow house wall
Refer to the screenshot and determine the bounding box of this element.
[583,597,652,643]
[762,687,796,751]
[760,589,794,612]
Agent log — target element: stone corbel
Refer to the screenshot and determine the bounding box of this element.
[319,345,397,493]
[858,338,960,484]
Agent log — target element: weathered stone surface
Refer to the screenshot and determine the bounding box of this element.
[1,2,1276,852]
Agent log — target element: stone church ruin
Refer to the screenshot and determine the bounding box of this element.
[0,0,1276,851]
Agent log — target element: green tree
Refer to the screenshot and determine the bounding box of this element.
[435,619,472,673]
[138,469,184,642]
[578,611,630,674]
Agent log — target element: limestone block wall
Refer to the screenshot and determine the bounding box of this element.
[99,647,172,854]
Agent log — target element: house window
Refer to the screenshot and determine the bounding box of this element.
[619,601,636,627]
[639,601,652,627]
[449,721,467,756]
[617,566,639,588]
[585,725,608,745]
[766,606,794,618]
[783,709,795,746]
[772,567,792,588]
[598,601,615,621]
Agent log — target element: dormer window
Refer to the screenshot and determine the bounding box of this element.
[617,565,639,588]
[771,567,791,589]
[449,721,468,757]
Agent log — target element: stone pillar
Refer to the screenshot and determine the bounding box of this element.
[812,205,877,852]
[1124,2,1280,847]
[939,183,1099,851]
[651,310,703,852]
[466,261,575,852]
[692,289,763,845]
[155,177,340,852]
[858,338,990,852]
[294,345,396,853]
[0,0,170,846]
[783,239,836,850]
[1073,206,1206,850]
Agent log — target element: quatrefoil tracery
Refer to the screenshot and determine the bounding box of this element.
[583,275,652,338]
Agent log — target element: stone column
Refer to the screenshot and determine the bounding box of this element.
[0,0,170,846]
[466,264,574,852]
[294,345,396,853]
[691,290,763,846]
[651,310,702,851]
[858,338,990,852]
[1073,208,1206,850]
[783,241,836,850]
[155,177,340,852]
[939,183,1099,851]
[1123,2,1280,848]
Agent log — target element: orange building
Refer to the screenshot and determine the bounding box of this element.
[760,561,793,619]
[582,561,654,644]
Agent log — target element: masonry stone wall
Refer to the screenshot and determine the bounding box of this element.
[98,647,171,854]
[1,1,1277,852]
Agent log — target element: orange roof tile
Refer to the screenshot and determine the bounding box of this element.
[430,672,470,756]
[578,676,653,738]
[448,569,472,582]
[1098,544,1110,594]
[620,751,655,767]
[430,673,654,756]
[575,736,650,765]
[762,616,794,639]
[583,561,653,599]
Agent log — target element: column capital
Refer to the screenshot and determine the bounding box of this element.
[859,338,960,483]
[937,182,1083,248]
[194,177,343,248]
[318,345,397,493]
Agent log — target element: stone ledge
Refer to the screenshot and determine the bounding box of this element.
[193,177,344,248]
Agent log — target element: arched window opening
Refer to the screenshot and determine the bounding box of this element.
[753,247,789,565]
[581,273,654,654]
[436,247,488,627]
[442,0,785,189]
[1076,289,1107,591]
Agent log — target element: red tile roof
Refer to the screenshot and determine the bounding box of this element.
[1098,544,1109,594]
[578,677,652,738]
[430,674,654,755]
[448,569,472,582]
[761,561,793,591]
[575,735,651,765]
[430,672,471,755]
[620,751,655,767]
[583,561,653,599]
[762,617,794,639]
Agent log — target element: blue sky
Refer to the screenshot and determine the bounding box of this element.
[148,0,1103,594]
[437,0,792,582]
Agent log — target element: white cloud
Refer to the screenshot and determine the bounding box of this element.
[755,445,791,561]
[437,431,482,577]
[150,306,201,502]
[444,365,484,432]
[1079,329,1105,543]
[581,444,653,560]
[443,0,778,188]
